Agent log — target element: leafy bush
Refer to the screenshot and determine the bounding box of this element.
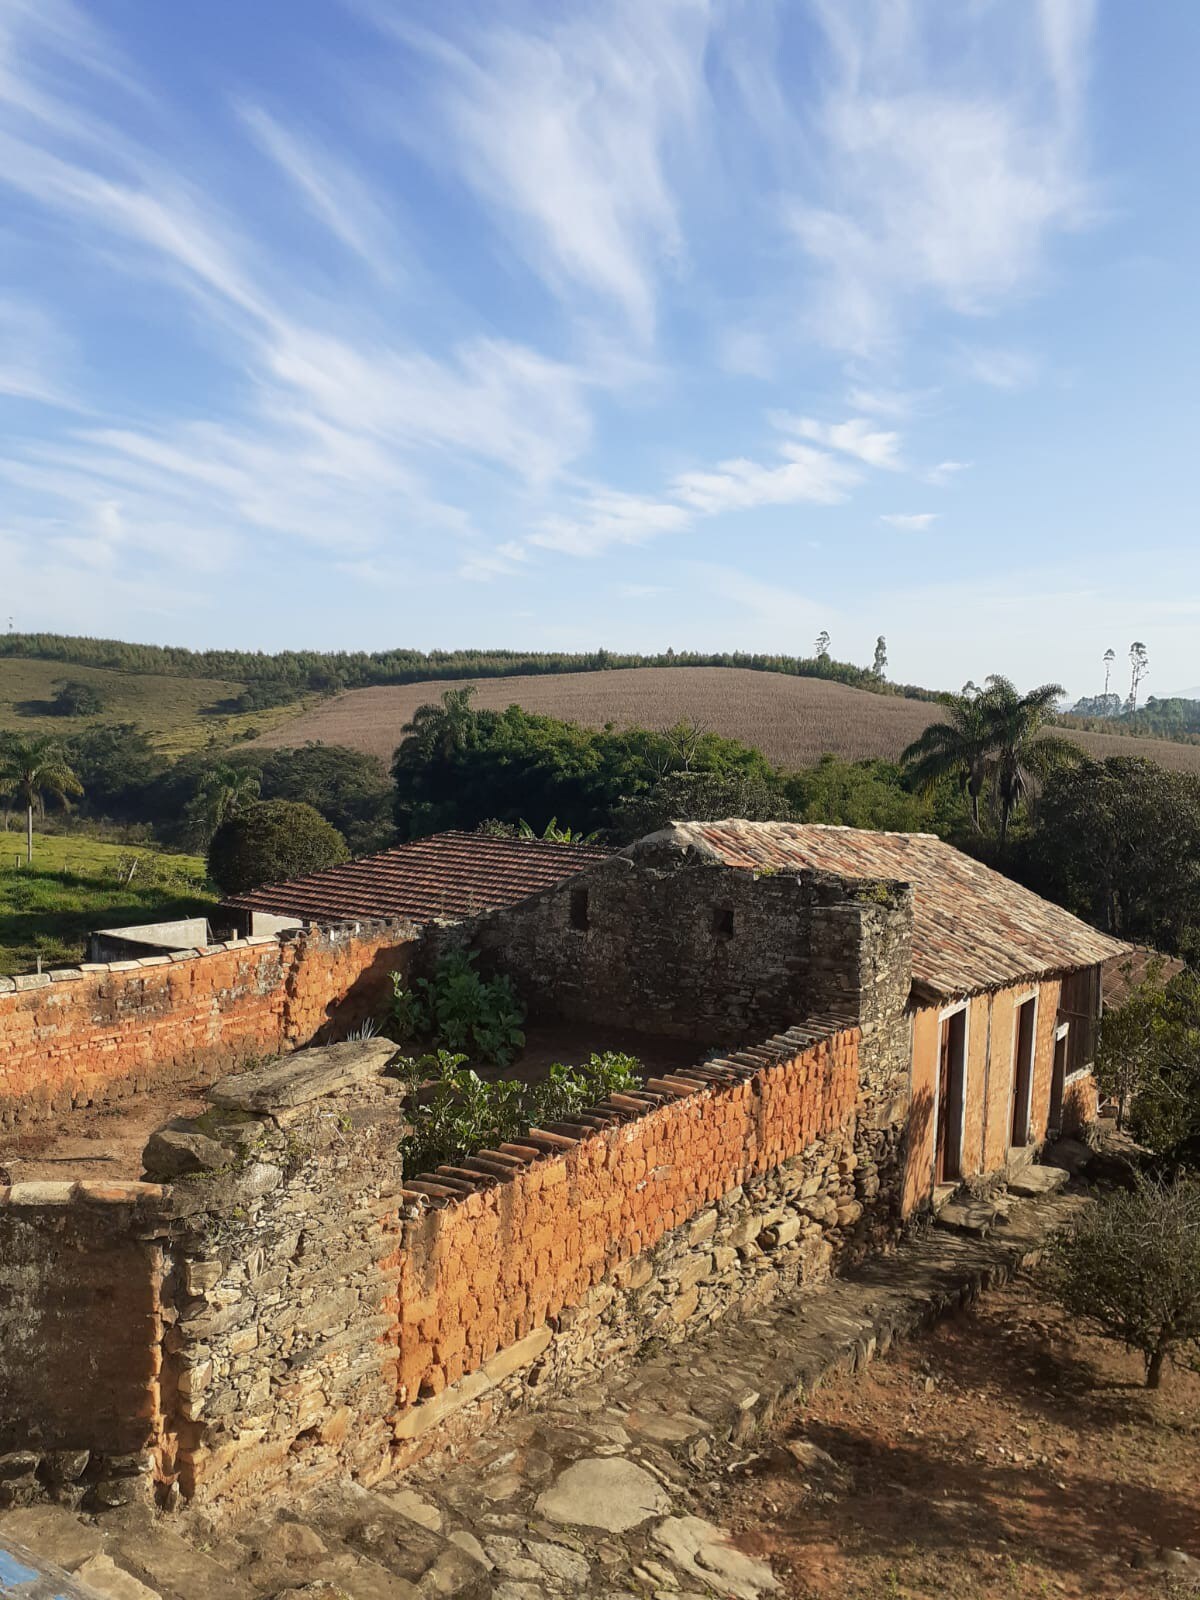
[398,1048,641,1174]
[1096,967,1200,1153]
[207,799,348,895]
[1043,1177,1200,1388]
[390,949,526,1066]
[49,679,108,716]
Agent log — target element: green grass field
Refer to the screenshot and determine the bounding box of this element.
[0,830,216,977]
[0,656,312,755]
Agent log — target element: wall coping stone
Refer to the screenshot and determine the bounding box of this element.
[207,1037,403,1112]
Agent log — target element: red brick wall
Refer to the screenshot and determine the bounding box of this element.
[0,922,415,1125]
[396,1029,859,1408]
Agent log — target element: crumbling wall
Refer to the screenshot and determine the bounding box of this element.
[0,920,416,1127]
[0,1181,170,1510]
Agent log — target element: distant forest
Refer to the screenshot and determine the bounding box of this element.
[0,633,940,704]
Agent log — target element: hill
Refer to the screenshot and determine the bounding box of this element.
[0,657,308,754]
[249,667,1200,775]
[0,831,212,976]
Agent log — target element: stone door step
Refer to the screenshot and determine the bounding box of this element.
[934,1200,1004,1238]
[1006,1163,1070,1198]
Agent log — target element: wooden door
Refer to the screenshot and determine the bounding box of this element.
[1049,1029,1068,1134]
[1011,998,1036,1147]
[936,1010,966,1184]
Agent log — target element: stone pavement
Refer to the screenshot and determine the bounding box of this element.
[0,1186,1084,1600]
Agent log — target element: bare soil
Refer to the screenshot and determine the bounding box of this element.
[0,1079,211,1184]
[250,667,1200,775]
[724,1278,1200,1598]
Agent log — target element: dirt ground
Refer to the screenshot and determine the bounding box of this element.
[0,1080,210,1183]
[724,1277,1200,1599]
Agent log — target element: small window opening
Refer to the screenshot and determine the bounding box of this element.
[713,906,735,941]
[569,887,590,931]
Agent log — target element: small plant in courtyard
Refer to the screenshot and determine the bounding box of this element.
[397,1048,642,1173]
[390,949,526,1066]
[1043,1176,1200,1388]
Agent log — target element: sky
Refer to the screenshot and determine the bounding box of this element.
[0,0,1198,700]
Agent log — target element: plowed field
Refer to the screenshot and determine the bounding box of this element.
[251,667,1200,774]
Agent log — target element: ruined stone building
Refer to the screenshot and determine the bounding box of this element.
[0,821,1124,1517]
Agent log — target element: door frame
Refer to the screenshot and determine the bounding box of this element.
[1048,1021,1070,1134]
[933,999,970,1187]
[1010,989,1040,1148]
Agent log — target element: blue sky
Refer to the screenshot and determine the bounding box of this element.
[1,0,1197,699]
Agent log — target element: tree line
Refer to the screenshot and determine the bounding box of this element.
[0,632,939,704]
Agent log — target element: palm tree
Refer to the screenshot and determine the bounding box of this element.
[184,764,261,845]
[901,688,995,830]
[981,675,1078,849]
[0,735,84,864]
[399,687,478,762]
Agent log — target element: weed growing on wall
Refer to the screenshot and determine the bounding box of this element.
[397,1049,641,1173]
[390,950,526,1066]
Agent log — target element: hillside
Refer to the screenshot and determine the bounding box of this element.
[250,667,1200,775]
[0,657,308,754]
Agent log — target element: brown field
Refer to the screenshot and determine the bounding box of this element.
[250,666,1200,775]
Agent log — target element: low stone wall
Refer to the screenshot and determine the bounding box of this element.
[0,919,417,1127]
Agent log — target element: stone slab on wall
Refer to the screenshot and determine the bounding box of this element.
[0,921,417,1127]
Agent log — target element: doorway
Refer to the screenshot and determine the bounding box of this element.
[936,1006,968,1185]
[1011,996,1038,1147]
[1048,1024,1069,1134]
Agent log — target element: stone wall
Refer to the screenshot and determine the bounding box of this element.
[447,839,914,1048]
[0,920,417,1127]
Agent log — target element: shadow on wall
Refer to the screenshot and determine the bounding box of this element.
[905,1077,934,1213]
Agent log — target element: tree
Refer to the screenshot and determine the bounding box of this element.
[872,636,888,679]
[901,690,995,831]
[902,675,1077,846]
[609,769,793,843]
[399,687,479,764]
[252,743,393,855]
[0,734,83,863]
[183,764,261,848]
[48,679,107,717]
[1044,1177,1200,1388]
[207,800,348,896]
[1129,641,1150,712]
[1027,757,1200,955]
[1096,968,1200,1153]
[1103,647,1116,704]
[980,675,1077,850]
[814,631,831,660]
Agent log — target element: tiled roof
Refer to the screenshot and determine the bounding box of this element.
[645,821,1128,1003]
[1101,946,1188,1010]
[223,831,611,927]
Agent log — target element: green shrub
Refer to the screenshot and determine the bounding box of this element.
[397,1048,642,1174]
[390,949,526,1066]
[206,799,348,895]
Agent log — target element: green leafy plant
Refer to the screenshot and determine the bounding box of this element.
[390,949,526,1066]
[399,1048,641,1174]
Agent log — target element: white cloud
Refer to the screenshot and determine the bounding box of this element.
[238,104,403,280]
[378,0,713,337]
[926,459,971,486]
[771,413,903,469]
[459,539,529,582]
[532,490,693,559]
[880,512,939,531]
[844,385,919,419]
[673,443,859,515]
[789,0,1096,353]
[960,346,1040,390]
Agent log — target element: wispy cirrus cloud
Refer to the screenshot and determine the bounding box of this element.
[373,0,714,338]
[880,512,939,531]
[926,460,971,487]
[237,103,404,281]
[771,413,903,470]
[789,0,1096,354]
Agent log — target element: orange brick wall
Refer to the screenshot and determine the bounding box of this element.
[0,922,416,1125]
[396,1030,859,1408]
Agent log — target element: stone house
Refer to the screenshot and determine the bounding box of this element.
[447,821,1127,1215]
